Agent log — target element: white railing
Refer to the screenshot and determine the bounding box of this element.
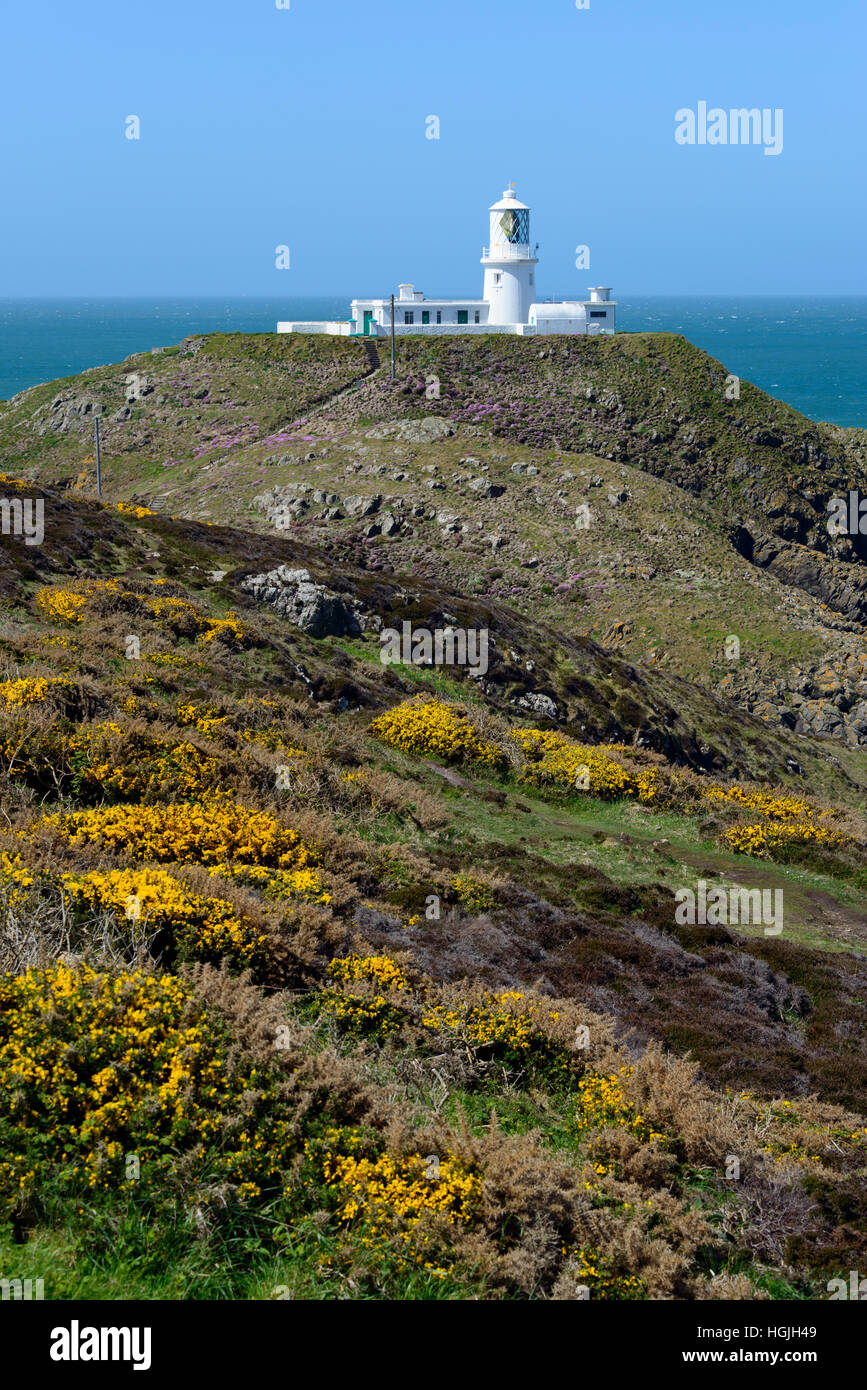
[482,243,537,260]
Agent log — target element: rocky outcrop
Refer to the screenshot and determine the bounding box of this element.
[718,642,867,745]
[240,565,377,638]
[739,530,867,625]
[365,417,455,444]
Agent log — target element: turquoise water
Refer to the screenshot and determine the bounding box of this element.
[1,296,866,429]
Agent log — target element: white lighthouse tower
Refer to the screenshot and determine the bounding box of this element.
[481,186,538,326]
[277,183,616,337]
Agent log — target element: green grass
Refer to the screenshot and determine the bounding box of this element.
[0,1208,480,1301]
[356,757,867,955]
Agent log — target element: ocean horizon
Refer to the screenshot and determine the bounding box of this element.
[1,295,865,430]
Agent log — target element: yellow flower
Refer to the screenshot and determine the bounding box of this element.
[370,698,506,769]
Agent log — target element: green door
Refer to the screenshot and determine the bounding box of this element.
[363,311,374,335]
[457,310,468,325]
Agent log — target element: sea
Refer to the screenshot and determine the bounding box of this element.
[1,296,865,430]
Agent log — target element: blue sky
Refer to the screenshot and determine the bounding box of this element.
[2,0,864,296]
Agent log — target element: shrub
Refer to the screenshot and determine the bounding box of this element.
[0,677,76,709]
[61,868,269,972]
[0,963,298,1218]
[512,728,658,802]
[328,954,411,993]
[450,873,495,912]
[721,821,848,858]
[40,797,319,869]
[370,698,506,770]
[317,1143,480,1270]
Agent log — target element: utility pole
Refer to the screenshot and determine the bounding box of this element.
[390,294,396,380]
[93,411,102,497]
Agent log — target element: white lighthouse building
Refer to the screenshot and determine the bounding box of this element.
[481,188,538,326]
[277,186,616,338]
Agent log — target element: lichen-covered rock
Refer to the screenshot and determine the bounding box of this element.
[515,692,560,720]
[468,478,505,498]
[343,494,382,518]
[240,565,374,637]
[365,417,454,444]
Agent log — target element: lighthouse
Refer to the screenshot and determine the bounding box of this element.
[277,184,616,337]
[481,186,538,326]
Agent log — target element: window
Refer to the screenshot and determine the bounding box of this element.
[590,310,607,318]
[457,310,468,325]
[498,208,530,244]
[474,310,480,324]
[493,273,501,285]
[436,310,441,324]
[529,272,534,286]
[404,311,414,324]
[422,310,430,325]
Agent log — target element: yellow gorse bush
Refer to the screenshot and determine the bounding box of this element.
[702,784,820,822]
[451,874,495,912]
[198,612,245,646]
[512,728,659,802]
[574,1067,667,1146]
[144,652,206,670]
[209,862,331,907]
[0,851,37,909]
[115,501,155,519]
[423,996,535,1053]
[147,597,245,647]
[317,991,405,1039]
[176,703,229,738]
[328,954,410,992]
[70,725,221,799]
[0,963,298,1211]
[721,820,848,858]
[419,991,572,1081]
[370,698,506,769]
[570,1246,645,1299]
[2,720,223,801]
[35,588,88,624]
[61,868,268,969]
[35,581,244,647]
[702,780,849,859]
[41,798,319,869]
[319,1148,481,1244]
[0,676,74,708]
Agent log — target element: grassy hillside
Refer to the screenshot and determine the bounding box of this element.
[1,333,867,1301]
[4,331,867,747]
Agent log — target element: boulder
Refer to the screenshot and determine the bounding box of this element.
[240,565,370,637]
[343,494,382,518]
[516,692,560,720]
[366,417,454,444]
[468,478,505,498]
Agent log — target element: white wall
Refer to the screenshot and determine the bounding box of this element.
[352,299,489,329]
[482,262,535,325]
[277,321,351,335]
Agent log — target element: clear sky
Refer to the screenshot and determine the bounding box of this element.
[2,0,864,297]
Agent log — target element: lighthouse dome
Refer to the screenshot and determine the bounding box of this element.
[489,188,530,212]
[488,186,531,248]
